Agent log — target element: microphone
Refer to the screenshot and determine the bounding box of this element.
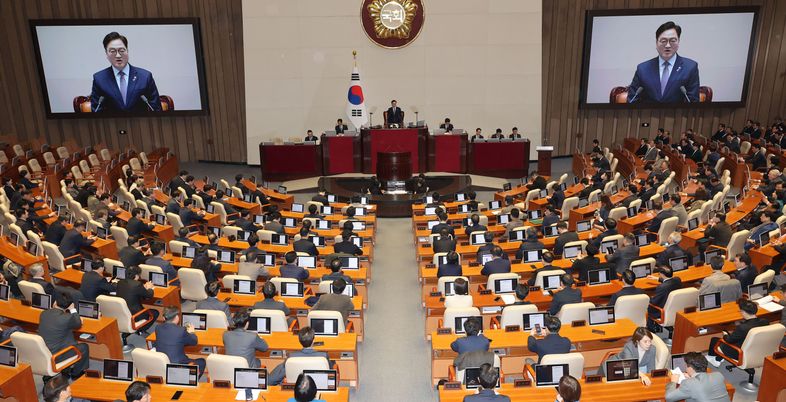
[93,96,105,112]
[628,87,644,103]
[680,86,691,103]
[140,95,155,111]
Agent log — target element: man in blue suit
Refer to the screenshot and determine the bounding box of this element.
[90,32,161,113]
[628,21,700,104]
[154,307,205,375]
[450,317,490,355]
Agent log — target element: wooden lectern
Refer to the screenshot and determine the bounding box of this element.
[536,145,554,176]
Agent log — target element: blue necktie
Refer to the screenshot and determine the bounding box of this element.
[119,71,127,104]
[660,61,671,96]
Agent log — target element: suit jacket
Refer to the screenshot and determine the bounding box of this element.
[279,263,309,281]
[166,199,181,214]
[333,240,362,255]
[735,266,757,293]
[385,106,404,125]
[222,328,269,368]
[611,339,656,374]
[549,287,582,316]
[572,256,600,282]
[665,372,732,402]
[119,246,146,269]
[59,229,94,257]
[45,221,67,245]
[704,222,732,247]
[464,224,488,237]
[195,296,231,319]
[450,334,490,354]
[607,245,640,274]
[269,347,331,385]
[233,217,259,234]
[311,293,354,323]
[116,278,153,314]
[334,124,349,134]
[145,255,179,284]
[179,208,202,227]
[39,308,82,352]
[527,176,547,190]
[651,277,683,308]
[154,322,197,364]
[252,298,291,316]
[647,209,677,232]
[437,263,463,278]
[31,277,55,296]
[481,258,511,276]
[671,204,689,226]
[628,55,700,104]
[746,150,767,171]
[462,389,511,402]
[126,217,154,237]
[516,239,546,260]
[527,333,572,362]
[90,65,161,112]
[550,190,565,209]
[656,244,686,266]
[554,232,579,256]
[293,239,319,256]
[264,221,285,234]
[433,237,457,254]
[607,286,646,306]
[430,222,455,237]
[79,270,116,302]
[541,214,559,228]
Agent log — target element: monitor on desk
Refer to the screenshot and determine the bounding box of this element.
[103,359,134,382]
[563,245,582,259]
[494,278,517,294]
[298,256,316,269]
[310,236,325,247]
[605,359,639,382]
[339,256,359,270]
[523,312,547,330]
[626,206,638,218]
[758,231,770,248]
[543,225,559,238]
[723,202,731,214]
[704,248,724,262]
[233,279,256,295]
[154,214,166,225]
[588,306,615,325]
[458,204,471,213]
[311,318,339,336]
[687,217,699,231]
[291,203,304,213]
[254,214,266,225]
[326,194,336,203]
[489,200,502,210]
[527,210,541,221]
[243,193,252,203]
[645,200,654,211]
[497,214,511,225]
[206,203,215,213]
[699,292,721,311]
[464,366,501,389]
[238,230,251,242]
[470,233,487,245]
[454,316,483,335]
[31,292,51,310]
[256,253,275,267]
[480,253,493,265]
[209,226,221,236]
[316,219,330,230]
[748,283,769,301]
[561,182,569,191]
[302,369,338,392]
[588,267,612,285]
[524,250,544,265]
[539,189,548,199]
[183,246,196,259]
[600,240,618,255]
[668,256,689,272]
[95,226,108,240]
[671,354,687,372]
[271,234,288,245]
[509,229,525,242]
[611,185,619,195]
[630,263,651,279]
[443,281,457,296]
[77,300,100,319]
[535,363,568,387]
[234,368,267,390]
[181,312,207,331]
[282,218,297,228]
[543,274,561,290]
[247,317,272,335]
[320,206,333,215]
[0,345,16,367]
[166,364,199,387]
[281,282,304,297]
[0,284,8,301]
[634,233,650,247]
[218,250,236,264]
[150,272,168,287]
[503,183,512,191]
[8,232,19,247]
[424,207,437,216]
[113,265,127,280]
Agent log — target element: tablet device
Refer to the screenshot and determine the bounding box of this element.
[31,292,52,310]
[166,364,199,386]
[493,278,517,294]
[246,317,271,335]
[588,306,615,325]
[150,272,168,287]
[280,282,304,297]
[542,274,561,290]
[698,292,721,311]
[301,369,337,392]
[103,359,134,381]
[234,368,267,390]
[605,359,639,382]
[310,318,339,336]
[535,364,568,387]
[77,300,100,319]
[233,279,256,295]
[0,345,16,368]
[181,312,207,330]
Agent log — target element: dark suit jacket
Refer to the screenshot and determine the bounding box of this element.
[572,256,600,283]
[45,221,67,245]
[527,176,547,190]
[651,277,683,308]
[450,334,490,354]
[80,270,116,302]
[335,124,348,134]
[39,308,82,352]
[119,246,146,269]
[333,240,363,255]
[116,278,153,314]
[59,229,94,257]
[312,293,354,323]
[126,217,154,237]
[154,323,197,364]
[549,287,582,316]
[516,239,546,261]
[90,65,161,112]
[607,245,640,275]
[723,317,769,346]
[385,106,404,125]
[179,208,201,227]
[223,328,269,368]
[704,222,733,247]
[527,333,572,362]
[656,244,687,266]
[166,199,181,214]
[607,286,647,306]
[541,214,559,228]
[463,389,511,402]
[735,266,757,292]
[430,222,455,237]
[647,209,678,233]
[628,55,700,103]
[279,263,309,281]
[31,277,55,296]
[433,237,457,254]
[554,232,579,256]
[145,256,179,285]
[234,217,259,234]
[464,224,488,237]
[481,258,511,276]
[293,239,319,256]
[550,190,565,209]
[252,298,291,316]
[437,263,463,278]
[746,151,767,171]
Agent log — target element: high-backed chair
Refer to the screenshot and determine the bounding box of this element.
[441,307,481,333]
[655,216,679,243]
[25,230,43,256]
[560,197,579,221]
[178,268,208,302]
[17,280,45,303]
[284,357,330,384]
[96,295,157,352]
[206,354,248,383]
[648,288,699,342]
[492,304,539,329]
[168,240,190,256]
[131,348,170,378]
[712,323,786,392]
[608,207,627,222]
[752,269,775,289]
[713,230,749,260]
[307,310,351,333]
[11,332,82,377]
[194,309,229,329]
[250,309,295,332]
[651,335,669,370]
[540,353,585,379]
[556,302,595,323]
[42,241,70,272]
[613,294,650,327]
[110,226,129,250]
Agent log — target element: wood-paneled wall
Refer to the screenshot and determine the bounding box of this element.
[543,0,786,156]
[0,0,245,162]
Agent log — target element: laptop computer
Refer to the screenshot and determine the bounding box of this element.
[339,256,360,270]
[150,272,168,287]
[310,318,339,336]
[668,256,689,272]
[31,292,51,310]
[218,250,236,263]
[600,240,618,255]
[523,312,547,330]
[183,246,197,259]
[470,233,487,245]
[704,248,724,262]
[256,253,276,266]
[527,210,541,221]
[302,369,338,392]
[166,364,199,386]
[181,312,207,330]
[113,265,127,280]
[298,256,316,269]
[588,306,615,325]
[534,364,568,387]
[234,368,267,390]
[103,359,134,381]
[587,267,612,285]
[0,345,16,367]
[563,245,581,259]
[497,214,511,225]
[489,201,501,210]
[748,283,769,301]
[687,217,699,231]
[630,263,651,279]
[698,292,721,311]
[271,234,288,245]
[0,284,8,301]
[77,300,100,319]
[233,279,256,295]
[509,230,525,241]
[605,359,640,382]
[543,225,559,238]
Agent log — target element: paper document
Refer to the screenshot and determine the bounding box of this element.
[235,390,261,401]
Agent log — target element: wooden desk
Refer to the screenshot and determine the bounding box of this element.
[0,299,123,359]
[0,237,50,280]
[71,377,350,402]
[259,143,323,182]
[187,234,373,260]
[54,268,181,311]
[0,364,36,402]
[758,355,786,402]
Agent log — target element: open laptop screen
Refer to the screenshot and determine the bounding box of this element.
[535,364,568,387]
[103,359,134,381]
[166,364,199,386]
[234,368,267,390]
[605,359,639,382]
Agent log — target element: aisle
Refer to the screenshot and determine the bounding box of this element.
[352,218,434,401]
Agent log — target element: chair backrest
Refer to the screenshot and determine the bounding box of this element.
[561,197,579,221]
[26,230,43,256]
[523,189,539,210]
[179,268,208,301]
[629,199,642,210]
[630,257,656,274]
[443,307,481,332]
[168,240,189,256]
[714,157,725,175]
[138,264,163,281]
[110,226,129,250]
[556,302,595,323]
[499,304,539,328]
[486,273,520,294]
[269,277,299,294]
[44,151,57,165]
[540,353,585,379]
[166,212,184,233]
[656,216,679,243]
[221,225,242,239]
[702,279,742,304]
[738,323,786,369]
[206,354,248,382]
[725,230,749,260]
[96,295,135,333]
[753,269,775,287]
[562,240,587,256]
[56,146,69,159]
[194,309,229,329]
[41,241,65,272]
[221,274,252,289]
[210,202,229,225]
[661,288,699,327]
[257,229,276,242]
[129,158,142,171]
[10,332,58,376]
[9,224,28,244]
[558,173,568,185]
[307,310,346,334]
[100,148,111,161]
[534,269,566,288]
[17,280,44,302]
[231,186,244,199]
[135,200,150,217]
[651,334,669,369]
[191,194,205,209]
[88,153,100,167]
[614,294,650,327]
[436,276,469,296]
[588,189,602,204]
[284,356,330,383]
[27,158,42,173]
[131,348,170,379]
[608,207,627,222]
[250,309,290,332]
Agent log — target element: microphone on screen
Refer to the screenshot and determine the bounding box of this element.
[628,86,644,103]
[93,96,105,112]
[680,86,691,103]
[140,95,155,111]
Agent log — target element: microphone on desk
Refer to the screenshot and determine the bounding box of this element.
[93,96,105,112]
[680,86,691,103]
[628,86,644,103]
[140,95,155,111]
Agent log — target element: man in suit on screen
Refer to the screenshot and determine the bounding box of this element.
[628,21,700,104]
[90,31,161,113]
